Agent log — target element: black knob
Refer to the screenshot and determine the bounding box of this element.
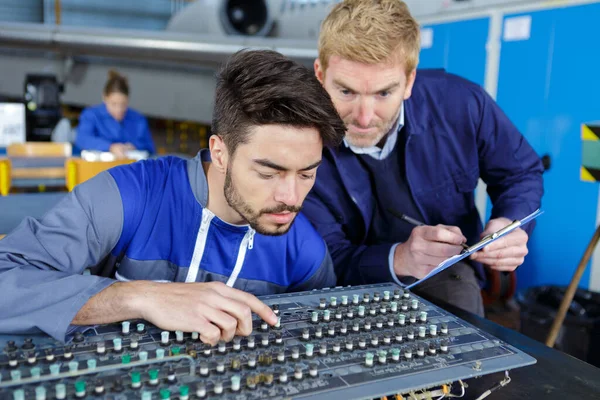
[73,332,85,343]
[201,343,212,358]
[441,323,449,334]
[302,328,311,341]
[274,331,283,345]
[4,340,17,353]
[63,345,73,359]
[22,338,35,350]
[429,342,437,355]
[112,378,124,392]
[541,154,551,171]
[440,339,449,353]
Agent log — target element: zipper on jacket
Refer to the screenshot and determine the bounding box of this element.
[185,209,214,282]
[225,228,255,287]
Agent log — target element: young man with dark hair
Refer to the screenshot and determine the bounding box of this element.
[0,49,346,345]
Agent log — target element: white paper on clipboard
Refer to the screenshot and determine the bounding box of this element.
[405,209,543,289]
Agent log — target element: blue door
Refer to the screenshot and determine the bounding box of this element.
[419,17,489,86]
[496,4,600,290]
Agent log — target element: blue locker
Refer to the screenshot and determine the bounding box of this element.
[496,4,600,290]
[419,17,489,86]
[419,18,494,224]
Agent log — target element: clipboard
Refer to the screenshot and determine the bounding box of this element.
[405,209,544,289]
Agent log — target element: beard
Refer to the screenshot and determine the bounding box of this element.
[343,114,398,148]
[224,168,301,236]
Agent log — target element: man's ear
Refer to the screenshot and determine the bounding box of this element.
[403,69,417,100]
[314,58,325,84]
[208,135,228,173]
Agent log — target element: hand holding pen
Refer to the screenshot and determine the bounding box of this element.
[387,209,469,279]
[388,209,470,251]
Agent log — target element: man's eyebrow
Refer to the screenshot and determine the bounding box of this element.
[299,160,322,171]
[253,159,322,172]
[332,78,400,94]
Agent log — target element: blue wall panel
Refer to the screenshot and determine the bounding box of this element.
[45,0,173,30]
[419,17,489,86]
[497,3,600,291]
[0,0,43,23]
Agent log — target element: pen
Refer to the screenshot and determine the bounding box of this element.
[387,208,470,250]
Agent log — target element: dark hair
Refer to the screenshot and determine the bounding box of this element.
[212,49,345,155]
[103,70,129,97]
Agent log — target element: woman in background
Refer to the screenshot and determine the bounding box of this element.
[75,70,155,158]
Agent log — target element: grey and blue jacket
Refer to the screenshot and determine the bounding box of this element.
[0,152,335,341]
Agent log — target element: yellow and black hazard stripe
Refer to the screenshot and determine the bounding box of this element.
[582,124,600,182]
[581,166,600,182]
[582,124,600,141]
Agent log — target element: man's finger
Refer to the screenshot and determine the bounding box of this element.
[417,240,464,258]
[203,308,239,342]
[485,262,523,272]
[222,288,278,325]
[473,245,527,261]
[422,226,466,245]
[196,319,222,346]
[481,229,527,252]
[442,225,464,236]
[477,257,525,269]
[216,297,253,336]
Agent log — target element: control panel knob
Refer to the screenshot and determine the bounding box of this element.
[231,375,241,392]
[55,384,66,400]
[73,332,85,343]
[94,378,105,394]
[22,338,35,350]
[121,321,131,336]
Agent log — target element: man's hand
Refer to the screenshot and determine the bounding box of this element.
[394,225,467,279]
[109,143,136,159]
[470,217,528,271]
[109,143,129,159]
[74,280,278,346]
[136,281,277,345]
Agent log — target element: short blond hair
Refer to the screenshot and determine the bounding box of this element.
[318,0,420,75]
